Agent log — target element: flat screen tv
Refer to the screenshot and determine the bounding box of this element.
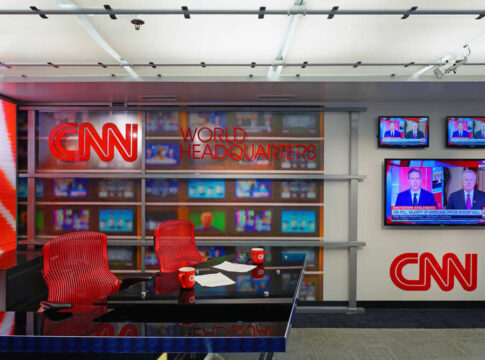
[99,209,134,232]
[146,179,178,198]
[145,248,159,266]
[447,117,485,147]
[54,178,88,197]
[107,247,135,267]
[53,208,89,231]
[187,179,225,199]
[281,113,318,135]
[235,112,273,133]
[99,180,135,199]
[146,111,179,133]
[235,180,271,199]
[280,145,318,170]
[188,112,226,129]
[18,178,44,198]
[385,159,485,225]
[281,210,316,233]
[189,210,226,232]
[234,209,272,232]
[378,116,429,147]
[146,143,180,165]
[146,211,178,232]
[281,180,317,200]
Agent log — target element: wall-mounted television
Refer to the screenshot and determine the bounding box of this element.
[146,143,180,165]
[378,116,429,147]
[235,180,271,199]
[18,178,44,198]
[235,112,273,133]
[99,209,134,232]
[280,145,318,170]
[281,181,317,200]
[188,179,225,199]
[188,112,226,129]
[189,210,226,232]
[99,180,135,199]
[146,179,178,198]
[146,211,178,232]
[145,247,159,266]
[146,111,179,133]
[385,159,485,225]
[54,178,88,197]
[108,247,135,267]
[281,210,316,233]
[234,209,272,232]
[447,117,485,147]
[281,113,318,135]
[53,208,89,231]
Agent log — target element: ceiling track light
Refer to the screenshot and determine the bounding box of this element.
[258,7,266,19]
[0,62,11,69]
[404,61,415,67]
[301,61,308,68]
[29,6,47,19]
[47,62,58,68]
[97,62,107,68]
[181,6,190,19]
[353,61,362,68]
[201,62,206,68]
[476,13,485,20]
[149,62,157,68]
[104,4,116,20]
[251,62,256,68]
[327,6,338,19]
[401,6,418,20]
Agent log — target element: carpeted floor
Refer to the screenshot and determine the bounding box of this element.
[293,308,485,328]
[274,328,485,360]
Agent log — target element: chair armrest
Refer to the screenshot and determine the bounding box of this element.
[120,275,154,290]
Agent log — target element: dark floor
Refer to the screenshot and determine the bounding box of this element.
[294,308,485,328]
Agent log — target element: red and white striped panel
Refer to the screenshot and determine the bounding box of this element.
[0,99,16,254]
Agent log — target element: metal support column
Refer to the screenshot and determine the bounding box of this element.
[26,110,36,249]
[348,111,360,310]
[140,111,147,272]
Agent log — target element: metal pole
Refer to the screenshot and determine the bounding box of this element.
[348,112,360,310]
[140,111,147,272]
[26,111,36,249]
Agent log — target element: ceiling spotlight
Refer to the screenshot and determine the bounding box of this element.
[433,47,470,79]
[131,17,145,30]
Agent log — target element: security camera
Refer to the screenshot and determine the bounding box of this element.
[433,53,468,79]
[131,16,145,30]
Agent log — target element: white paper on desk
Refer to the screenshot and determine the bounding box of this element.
[194,272,235,287]
[212,261,257,273]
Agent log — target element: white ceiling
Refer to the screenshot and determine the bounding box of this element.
[1,1,485,82]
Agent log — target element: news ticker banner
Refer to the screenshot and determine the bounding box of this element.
[0,99,16,254]
[389,206,485,224]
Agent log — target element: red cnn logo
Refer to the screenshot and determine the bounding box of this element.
[48,122,138,162]
[390,252,477,291]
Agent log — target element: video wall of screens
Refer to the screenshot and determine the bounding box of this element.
[447,117,485,147]
[36,111,142,171]
[36,205,139,236]
[145,179,322,204]
[145,110,323,171]
[145,205,322,237]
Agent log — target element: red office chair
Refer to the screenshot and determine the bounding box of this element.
[154,220,204,273]
[41,231,120,307]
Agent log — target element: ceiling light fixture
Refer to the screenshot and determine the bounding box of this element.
[131,16,144,30]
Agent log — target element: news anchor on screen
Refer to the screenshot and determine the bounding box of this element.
[446,170,485,209]
[474,122,485,139]
[384,122,401,138]
[405,122,424,139]
[452,121,470,138]
[395,168,437,207]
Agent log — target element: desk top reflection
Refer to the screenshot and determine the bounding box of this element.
[104,254,305,306]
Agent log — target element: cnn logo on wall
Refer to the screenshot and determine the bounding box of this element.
[390,252,477,291]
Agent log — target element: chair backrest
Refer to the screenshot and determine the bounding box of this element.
[42,231,120,304]
[154,220,204,273]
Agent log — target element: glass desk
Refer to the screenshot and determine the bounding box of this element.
[0,253,305,359]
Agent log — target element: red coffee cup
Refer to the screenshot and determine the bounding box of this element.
[251,248,265,265]
[252,265,265,279]
[179,289,195,304]
[178,267,196,289]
